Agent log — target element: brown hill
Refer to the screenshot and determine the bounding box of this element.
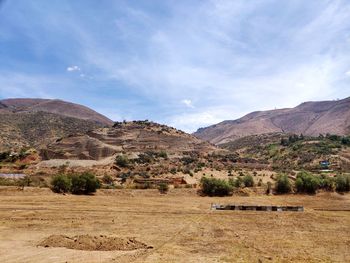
[0,111,103,151]
[194,97,350,145]
[0,98,113,125]
[42,121,218,161]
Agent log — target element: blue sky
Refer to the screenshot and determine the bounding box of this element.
[0,0,349,132]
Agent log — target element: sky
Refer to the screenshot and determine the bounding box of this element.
[0,0,349,132]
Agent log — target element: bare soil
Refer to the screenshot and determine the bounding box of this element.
[0,187,349,263]
[39,234,152,251]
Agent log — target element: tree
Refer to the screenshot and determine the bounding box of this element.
[274,174,292,194]
[200,177,233,196]
[243,175,254,187]
[51,174,71,193]
[115,155,130,168]
[295,172,320,194]
[71,173,100,195]
[335,175,350,192]
[158,183,169,194]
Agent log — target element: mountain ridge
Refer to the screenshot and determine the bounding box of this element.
[0,98,113,126]
[194,97,350,145]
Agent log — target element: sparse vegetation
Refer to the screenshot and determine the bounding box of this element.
[115,155,130,168]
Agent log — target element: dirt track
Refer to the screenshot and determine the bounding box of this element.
[0,187,349,262]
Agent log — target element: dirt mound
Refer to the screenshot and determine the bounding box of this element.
[39,234,152,251]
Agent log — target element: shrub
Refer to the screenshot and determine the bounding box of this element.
[319,176,335,191]
[158,151,168,159]
[102,174,114,184]
[115,155,130,168]
[242,175,254,187]
[229,177,243,188]
[71,173,100,195]
[266,182,272,195]
[200,177,233,196]
[295,172,320,194]
[335,175,350,192]
[158,183,169,194]
[51,174,71,193]
[274,174,292,194]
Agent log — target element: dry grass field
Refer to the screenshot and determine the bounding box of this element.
[0,187,349,263]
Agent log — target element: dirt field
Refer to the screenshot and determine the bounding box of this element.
[0,187,349,263]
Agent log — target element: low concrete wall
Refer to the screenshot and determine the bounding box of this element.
[211,204,304,212]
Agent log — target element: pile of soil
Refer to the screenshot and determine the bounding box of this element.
[39,234,152,251]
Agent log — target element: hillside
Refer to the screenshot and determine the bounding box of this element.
[41,120,218,161]
[0,112,103,151]
[194,97,350,145]
[0,98,113,125]
[0,98,114,151]
[220,133,350,172]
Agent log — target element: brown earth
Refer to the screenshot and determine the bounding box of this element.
[39,234,152,251]
[0,98,113,125]
[42,121,218,161]
[194,97,350,144]
[0,187,349,263]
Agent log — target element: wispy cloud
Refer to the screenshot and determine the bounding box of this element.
[0,0,349,132]
[181,99,194,108]
[67,65,80,72]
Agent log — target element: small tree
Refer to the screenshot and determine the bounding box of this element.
[335,175,350,192]
[158,183,169,194]
[51,174,71,193]
[243,175,254,187]
[200,177,233,196]
[274,174,292,194]
[115,155,130,168]
[295,172,320,194]
[71,173,100,195]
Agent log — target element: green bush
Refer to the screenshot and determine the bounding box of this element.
[335,175,350,192]
[229,177,243,188]
[295,172,320,194]
[242,175,254,187]
[71,173,100,195]
[158,183,169,194]
[200,177,233,196]
[274,174,292,194]
[319,176,335,191]
[51,174,71,193]
[115,155,130,167]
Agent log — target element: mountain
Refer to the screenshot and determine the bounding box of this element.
[194,97,350,145]
[42,120,218,161]
[0,98,113,151]
[0,98,113,125]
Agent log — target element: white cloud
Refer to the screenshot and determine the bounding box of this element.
[346,70,350,76]
[66,65,81,72]
[181,99,194,108]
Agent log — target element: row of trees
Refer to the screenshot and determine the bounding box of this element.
[200,172,350,196]
[275,172,350,194]
[51,172,100,194]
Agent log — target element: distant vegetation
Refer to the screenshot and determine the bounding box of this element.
[200,177,233,196]
[274,174,292,194]
[50,173,100,195]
